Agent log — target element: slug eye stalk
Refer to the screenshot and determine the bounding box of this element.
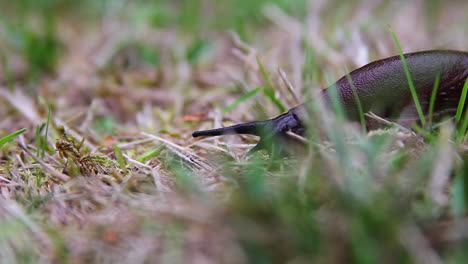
[192,120,269,138]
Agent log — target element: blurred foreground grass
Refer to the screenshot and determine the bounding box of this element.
[0,0,467,263]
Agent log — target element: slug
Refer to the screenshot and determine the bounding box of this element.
[192,50,468,148]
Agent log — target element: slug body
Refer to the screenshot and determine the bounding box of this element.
[192,50,468,145]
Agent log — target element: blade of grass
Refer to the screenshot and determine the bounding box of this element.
[35,124,43,157]
[256,56,286,113]
[458,114,468,143]
[302,39,319,86]
[222,87,263,114]
[113,144,127,171]
[390,29,426,126]
[325,75,345,122]
[19,143,70,182]
[427,71,441,130]
[457,80,468,143]
[412,123,435,141]
[455,78,468,124]
[344,68,366,133]
[456,95,468,144]
[0,129,27,149]
[41,105,52,159]
[136,144,164,163]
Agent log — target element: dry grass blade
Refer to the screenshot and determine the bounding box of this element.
[400,223,443,264]
[141,132,215,171]
[18,143,70,182]
[278,67,300,105]
[365,112,412,132]
[0,87,41,125]
[285,131,308,144]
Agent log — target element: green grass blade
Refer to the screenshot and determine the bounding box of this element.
[456,115,468,144]
[113,144,127,171]
[35,124,42,157]
[345,68,366,133]
[412,123,435,141]
[427,71,441,130]
[390,29,426,126]
[256,56,286,113]
[186,39,212,63]
[0,128,27,149]
[458,114,468,143]
[457,79,468,143]
[325,76,345,122]
[222,87,263,114]
[455,78,468,124]
[136,144,164,163]
[41,105,52,158]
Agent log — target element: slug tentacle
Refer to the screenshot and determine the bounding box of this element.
[192,120,269,137]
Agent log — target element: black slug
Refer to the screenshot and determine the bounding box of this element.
[192,50,468,148]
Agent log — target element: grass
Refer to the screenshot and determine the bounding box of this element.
[222,87,263,114]
[0,0,467,263]
[456,79,468,142]
[390,28,427,127]
[428,71,441,130]
[0,128,26,149]
[456,78,468,124]
[257,56,287,113]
